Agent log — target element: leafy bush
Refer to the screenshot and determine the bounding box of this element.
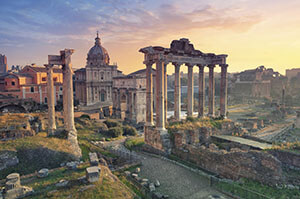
[104,119,121,128]
[125,137,144,151]
[107,127,123,138]
[80,114,91,120]
[123,125,137,136]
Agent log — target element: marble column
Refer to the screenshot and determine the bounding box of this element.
[220,64,228,118]
[164,63,168,124]
[174,63,181,120]
[208,65,215,117]
[46,64,56,136]
[156,60,165,130]
[187,64,194,117]
[198,65,205,118]
[146,62,154,126]
[61,49,76,137]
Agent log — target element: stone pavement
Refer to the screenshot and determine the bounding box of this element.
[212,135,272,150]
[138,152,229,199]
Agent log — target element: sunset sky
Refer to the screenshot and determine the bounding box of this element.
[0,0,300,75]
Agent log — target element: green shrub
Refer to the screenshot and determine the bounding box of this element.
[125,137,144,151]
[107,127,123,138]
[123,125,137,136]
[80,114,91,120]
[104,119,121,128]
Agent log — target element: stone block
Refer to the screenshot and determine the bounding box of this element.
[86,166,101,183]
[154,179,160,187]
[37,168,49,178]
[124,171,131,176]
[5,173,21,191]
[89,152,99,166]
[135,167,140,173]
[5,186,33,199]
[131,173,138,178]
[55,179,69,187]
[66,162,77,170]
[149,183,155,192]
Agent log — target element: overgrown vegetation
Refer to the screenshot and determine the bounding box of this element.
[167,117,227,133]
[124,137,145,151]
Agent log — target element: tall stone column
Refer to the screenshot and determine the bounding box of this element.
[156,59,165,130]
[174,63,181,120]
[198,65,205,118]
[208,65,215,117]
[46,64,56,136]
[164,63,168,124]
[187,64,194,117]
[146,62,154,126]
[220,64,228,118]
[61,49,77,138]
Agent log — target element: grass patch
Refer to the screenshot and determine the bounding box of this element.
[215,178,300,199]
[124,137,145,151]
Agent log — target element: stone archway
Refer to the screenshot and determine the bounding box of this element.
[0,104,27,113]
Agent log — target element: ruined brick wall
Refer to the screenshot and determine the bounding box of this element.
[0,130,35,140]
[268,150,300,169]
[144,126,171,154]
[173,145,283,184]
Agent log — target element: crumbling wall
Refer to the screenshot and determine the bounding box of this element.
[173,144,283,185]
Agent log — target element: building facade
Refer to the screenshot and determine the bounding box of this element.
[0,54,8,74]
[75,33,122,106]
[0,64,63,104]
[112,69,155,123]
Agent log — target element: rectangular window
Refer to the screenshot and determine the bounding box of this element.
[31,87,34,93]
[44,97,47,103]
[12,81,15,86]
[42,77,46,81]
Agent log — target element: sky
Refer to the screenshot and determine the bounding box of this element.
[0,0,300,75]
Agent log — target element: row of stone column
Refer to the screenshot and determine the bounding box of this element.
[146,61,228,130]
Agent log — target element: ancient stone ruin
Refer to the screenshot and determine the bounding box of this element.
[45,49,81,159]
[139,38,228,153]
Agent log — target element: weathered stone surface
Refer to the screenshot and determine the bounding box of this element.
[149,183,155,192]
[154,179,160,187]
[5,186,33,199]
[131,173,138,178]
[89,152,99,166]
[173,145,283,185]
[55,179,69,187]
[268,150,300,169]
[66,161,78,170]
[5,173,21,191]
[0,151,19,171]
[135,167,140,173]
[124,171,131,176]
[86,166,100,183]
[37,168,49,178]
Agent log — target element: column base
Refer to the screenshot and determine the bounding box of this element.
[145,122,154,126]
[67,129,82,160]
[47,128,57,136]
[144,126,171,155]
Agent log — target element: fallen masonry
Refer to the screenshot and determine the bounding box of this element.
[89,152,99,166]
[2,173,33,199]
[86,166,101,183]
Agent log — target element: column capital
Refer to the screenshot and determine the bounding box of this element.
[220,64,228,68]
[197,64,205,70]
[172,62,183,67]
[186,63,194,68]
[144,60,154,66]
[208,64,215,69]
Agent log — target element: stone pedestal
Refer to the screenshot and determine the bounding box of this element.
[187,64,194,117]
[208,65,215,117]
[198,65,205,118]
[174,63,181,120]
[86,166,101,183]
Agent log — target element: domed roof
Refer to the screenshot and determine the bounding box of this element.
[87,32,110,65]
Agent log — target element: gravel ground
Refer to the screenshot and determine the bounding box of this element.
[138,153,229,199]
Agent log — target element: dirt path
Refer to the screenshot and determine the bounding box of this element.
[138,152,229,199]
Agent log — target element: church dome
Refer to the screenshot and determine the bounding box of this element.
[87,33,110,66]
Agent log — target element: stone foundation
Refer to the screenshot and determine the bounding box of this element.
[173,145,283,185]
[144,126,171,155]
[268,150,300,169]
